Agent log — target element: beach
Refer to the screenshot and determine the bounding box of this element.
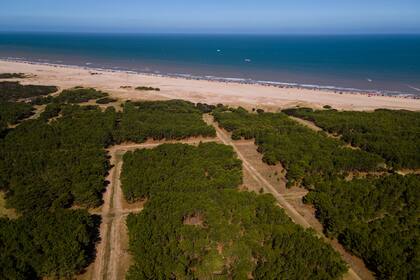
[1,59,420,111]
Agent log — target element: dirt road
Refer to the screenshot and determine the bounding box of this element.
[91,138,219,280]
[203,113,374,280]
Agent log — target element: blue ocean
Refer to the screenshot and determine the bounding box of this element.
[1,33,420,95]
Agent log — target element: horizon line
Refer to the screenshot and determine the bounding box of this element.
[1,30,420,36]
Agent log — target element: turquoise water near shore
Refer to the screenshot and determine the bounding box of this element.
[1,33,420,95]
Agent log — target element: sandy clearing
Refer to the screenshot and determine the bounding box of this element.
[1,60,420,112]
[203,113,374,280]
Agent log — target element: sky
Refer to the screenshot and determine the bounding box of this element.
[1,0,420,34]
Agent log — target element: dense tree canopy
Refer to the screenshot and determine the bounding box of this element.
[0,81,57,102]
[304,174,420,279]
[127,190,347,280]
[33,87,109,105]
[0,105,117,212]
[213,107,384,187]
[0,209,99,279]
[0,102,34,135]
[121,143,242,201]
[0,93,221,279]
[54,87,109,104]
[283,108,420,169]
[0,82,226,279]
[116,100,215,142]
[213,106,420,279]
[124,143,347,280]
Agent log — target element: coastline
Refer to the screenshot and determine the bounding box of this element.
[1,59,420,111]
[2,57,418,99]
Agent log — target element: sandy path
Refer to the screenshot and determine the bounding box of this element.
[91,138,219,280]
[203,114,374,280]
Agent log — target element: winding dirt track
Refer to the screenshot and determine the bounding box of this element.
[203,114,373,280]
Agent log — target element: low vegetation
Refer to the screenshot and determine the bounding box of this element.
[116,100,215,142]
[0,73,27,79]
[135,86,160,91]
[96,97,117,104]
[0,81,57,102]
[283,108,420,169]
[124,143,347,279]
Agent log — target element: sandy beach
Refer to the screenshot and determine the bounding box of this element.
[1,60,420,111]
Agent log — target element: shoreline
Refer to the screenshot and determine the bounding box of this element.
[1,59,420,111]
[2,57,418,100]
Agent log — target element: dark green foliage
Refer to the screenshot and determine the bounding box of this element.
[127,191,346,280]
[196,102,216,113]
[121,143,242,201]
[0,209,99,279]
[39,103,61,121]
[135,86,160,91]
[304,174,420,279]
[31,95,54,105]
[0,102,34,134]
[124,142,347,280]
[124,143,346,279]
[0,81,57,102]
[0,97,221,279]
[0,105,117,212]
[0,73,26,79]
[116,100,215,143]
[54,87,108,104]
[213,107,384,187]
[283,108,420,169]
[96,97,117,104]
[213,106,420,278]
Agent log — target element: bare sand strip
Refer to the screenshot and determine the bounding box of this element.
[1,60,420,111]
[203,114,374,280]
